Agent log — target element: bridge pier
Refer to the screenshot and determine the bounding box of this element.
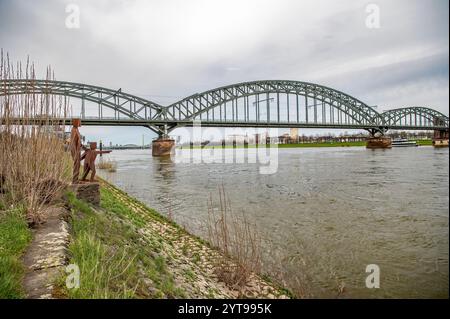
[366,136,392,149]
[151,124,175,156]
[432,129,449,147]
[366,129,392,149]
[152,138,175,157]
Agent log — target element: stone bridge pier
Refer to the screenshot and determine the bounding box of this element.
[152,138,175,156]
[151,125,175,156]
[365,128,392,149]
[432,129,449,147]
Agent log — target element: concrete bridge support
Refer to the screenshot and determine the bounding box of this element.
[366,136,392,149]
[151,124,175,156]
[152,138,175,156]
[432,129,449,147]
[365,129,392,149]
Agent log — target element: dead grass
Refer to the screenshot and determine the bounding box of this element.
[206,185,262,290]
[97,158,117,172]
[0,51,71,224]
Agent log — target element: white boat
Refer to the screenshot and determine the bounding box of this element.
[391,138,418,147]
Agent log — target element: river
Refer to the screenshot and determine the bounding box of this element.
[98,145,449,298]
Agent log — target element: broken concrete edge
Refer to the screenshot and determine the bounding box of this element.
[22,206,71,299]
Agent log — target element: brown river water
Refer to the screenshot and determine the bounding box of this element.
[99,146,449,298]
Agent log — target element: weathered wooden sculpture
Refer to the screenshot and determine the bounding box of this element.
[81,142,111,182]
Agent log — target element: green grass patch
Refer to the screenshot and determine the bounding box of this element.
[416,139,433,146]
[62,190,186,299]
[101,184,180,228]
[0,206,32,298]
[100,183,212,248]
[100,187,147,228]
[277,141,366,148]
[184,269,196,281]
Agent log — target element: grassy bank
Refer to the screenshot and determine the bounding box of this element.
[416,139,433,146]
[61,181,288,299]
[0,164,288,299]
[0,205,32,298]
[63,190,186,298]
[277,141,366,148]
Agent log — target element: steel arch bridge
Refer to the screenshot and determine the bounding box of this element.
[381,107,449,130]
[165,80,382,126]
[0,79,448,135]
[0,79,165,133]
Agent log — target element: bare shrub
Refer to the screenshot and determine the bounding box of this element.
[206,185,262,289]
[263,249,312,298]
[0,51,71,224]
[98,158,117,172]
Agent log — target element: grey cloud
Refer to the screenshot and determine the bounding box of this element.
[0,0,448,143]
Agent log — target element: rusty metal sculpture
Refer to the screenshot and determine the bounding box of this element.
[81,142,111,182]
[69,118,85,184]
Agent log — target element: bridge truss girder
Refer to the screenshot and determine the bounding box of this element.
[166,80,383,127]
[0,79,164,121]
[381,107,449,129]
[1,80,449,136]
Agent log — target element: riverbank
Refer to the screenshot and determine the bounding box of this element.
[1,179,290,299]
[59,180,289,298]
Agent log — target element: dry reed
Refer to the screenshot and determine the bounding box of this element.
[206,185,262,289]
[97,158,117,172]
[0,51,71,224]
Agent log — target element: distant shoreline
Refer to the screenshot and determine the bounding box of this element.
[178,139,433,149]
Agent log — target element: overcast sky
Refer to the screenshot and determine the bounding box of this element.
[0,0,448,144]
